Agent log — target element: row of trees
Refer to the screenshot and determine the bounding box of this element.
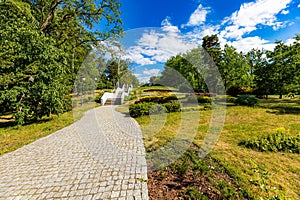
[154,34,300,98]
[0,0,134,124]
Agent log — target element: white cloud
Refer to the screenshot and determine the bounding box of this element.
[221,0,292,39]
[186,25,220,43]
[185,4,210,26]
[280,9,289,15]
[133,68,161,83]
[285,38,295,46]
[298,4,300,8]
[143,68,160,76]
[227,36,276,53]
[124,18,197,65]
[272,21,289,30]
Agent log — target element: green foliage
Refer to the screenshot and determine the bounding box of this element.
[163,101,181,113]
[129,102,155,118]
[218,180,237,199]
[186,95,211,104]
[0,1,70,124]
[129,100,181,118]
[248,160,283,200]
[235,95,259,107]
[173,159,189,175]
[94,91,105,103]
[0,0,124,125]
[240,128,300,153]
[182,187,209,200]
[219,45,253,91]
[196,96,212,104]
[136,95,178,104]
[149,104,167,115]
[160,47,209,92]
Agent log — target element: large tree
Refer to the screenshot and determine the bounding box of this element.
[0,0,123,124]
[267,41,298,99]
[249,49,274,99]
[219,44,252,94]
[0,0,69,124]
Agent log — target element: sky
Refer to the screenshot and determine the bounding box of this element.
[116,0,300,83]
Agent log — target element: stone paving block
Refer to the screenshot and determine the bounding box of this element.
[0,106,149,199]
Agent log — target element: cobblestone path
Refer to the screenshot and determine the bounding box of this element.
[0,106,149,199]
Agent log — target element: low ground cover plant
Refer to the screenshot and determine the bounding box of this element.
[239,128,300,153]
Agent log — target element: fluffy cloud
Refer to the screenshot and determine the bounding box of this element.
[143,68,160,76]
[124,18,197,65]
[134,68,161,83]
[280,9,289,15]
[185,4,210,26]
[227,36,276,53]
[298,4,300,8]
[285,38,296,45]
[221,0,292,39]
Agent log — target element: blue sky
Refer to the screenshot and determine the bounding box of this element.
[116,0,300,82]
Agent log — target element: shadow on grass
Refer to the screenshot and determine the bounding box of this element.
[0,117,54,129]
[266,106,300,115]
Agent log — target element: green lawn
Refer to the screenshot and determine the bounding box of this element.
[1,93,299,199]
[118,96,300,199]
[0,102,97,155]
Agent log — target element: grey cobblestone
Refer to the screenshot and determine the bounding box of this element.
[0,106,149,199]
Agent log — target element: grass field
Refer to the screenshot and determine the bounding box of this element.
[1,90,299,199]
[118,95,300,199]
[0,102,97,155]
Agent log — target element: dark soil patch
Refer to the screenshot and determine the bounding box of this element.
[147,148,248,200]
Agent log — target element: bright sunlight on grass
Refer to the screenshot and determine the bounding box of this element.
[129,96,300,199]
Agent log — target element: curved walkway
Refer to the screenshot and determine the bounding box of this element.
[0,106,149,200]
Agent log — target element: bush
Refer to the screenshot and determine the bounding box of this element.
[186,95,211,104]
[136,95,177,104]
[239,128,300,153]
[149,104,166,114]
[94,91,105,103]
[129,101,181,117]
[227,86,253,97]
[163,101,181,113]
[129,102,155,118]
[197,96,212,104]
[235,95,259,107]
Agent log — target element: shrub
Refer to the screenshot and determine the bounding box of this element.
[136,95,177,104]
[163,101,181,113]
[94,91,105,103]
[186,95,211,104]
[227,86,253,97]
[197,96,212,104]
[129,101,181,117]
[235,95,259,107]
[239,128,300,153]
[129,102,155,118]
[149,104,166,114]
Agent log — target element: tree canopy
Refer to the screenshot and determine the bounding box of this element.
[0,0,124,124]
[158,34,300,98]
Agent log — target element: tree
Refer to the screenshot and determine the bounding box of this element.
[202,34,222,65]
[219,45,252,95]
[249,49,274,99]
[267,41,297,99]
[0,0,124,124]
[0,0,70,124]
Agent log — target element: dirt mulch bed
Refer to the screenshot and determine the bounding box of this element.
[147,156,248,200]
